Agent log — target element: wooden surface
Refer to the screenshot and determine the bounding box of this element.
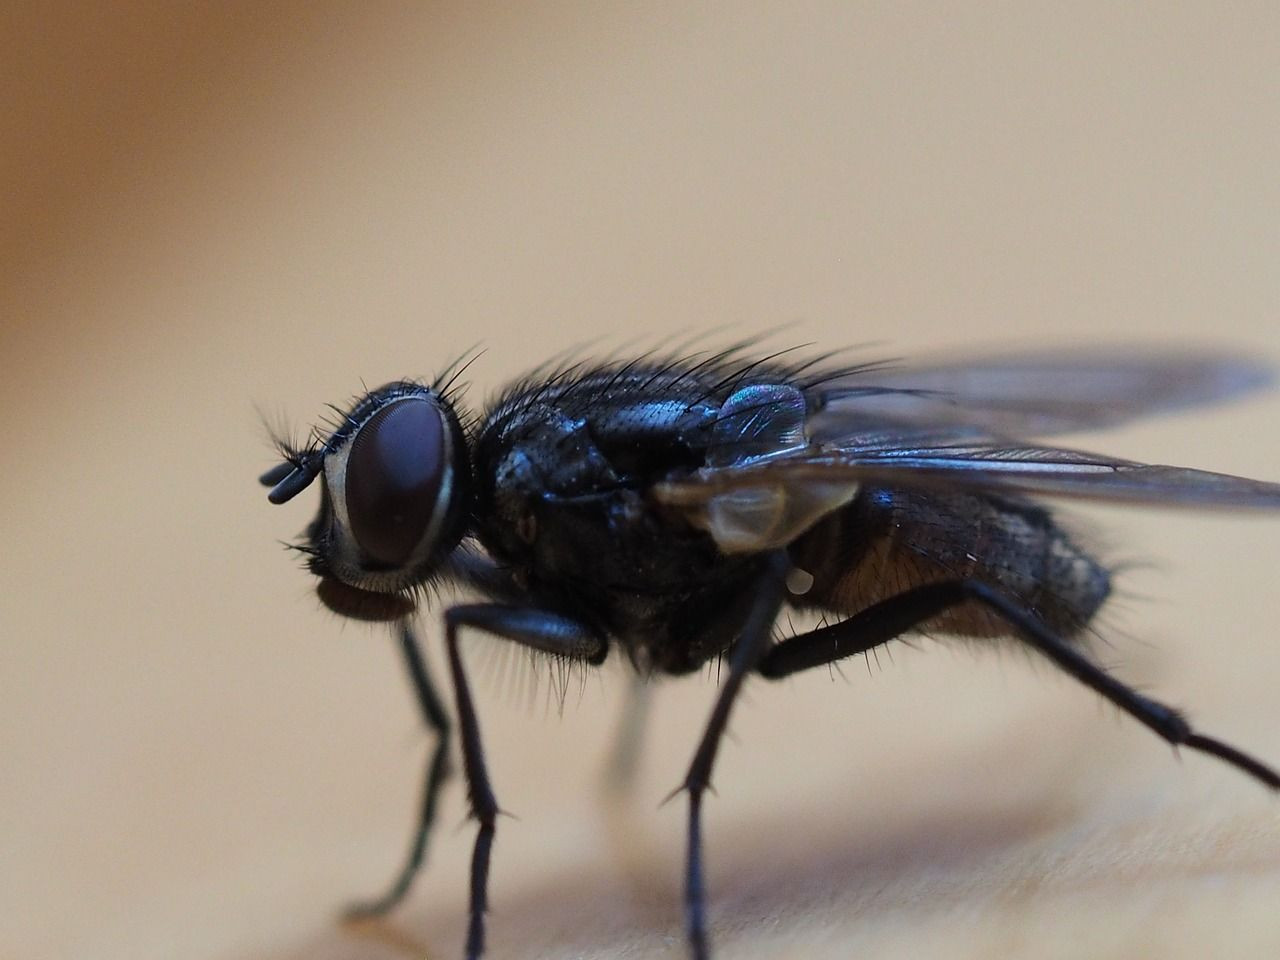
[3,5,1280,959]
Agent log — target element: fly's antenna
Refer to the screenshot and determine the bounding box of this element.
[259,455,323,504]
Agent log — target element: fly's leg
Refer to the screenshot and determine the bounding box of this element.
[677,552,790,960]
[603,672,651,793]
[443,604,608,960]
[346,625,452,919]
[759,579,1280,789]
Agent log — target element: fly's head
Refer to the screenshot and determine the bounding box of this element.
[260,380,472,622]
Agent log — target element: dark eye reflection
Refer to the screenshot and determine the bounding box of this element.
[344,398,447,568]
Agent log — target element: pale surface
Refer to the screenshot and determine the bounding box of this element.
[3,5,1279,960]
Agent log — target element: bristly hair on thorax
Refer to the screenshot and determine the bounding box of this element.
[480,331,909,429]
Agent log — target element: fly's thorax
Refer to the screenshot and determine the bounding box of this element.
[470,402,619,570]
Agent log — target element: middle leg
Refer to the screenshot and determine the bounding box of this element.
[677,551,791,960]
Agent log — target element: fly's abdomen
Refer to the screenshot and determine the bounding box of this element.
[789,487,1111,640]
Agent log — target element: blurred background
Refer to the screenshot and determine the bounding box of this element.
[3,4,1279,959]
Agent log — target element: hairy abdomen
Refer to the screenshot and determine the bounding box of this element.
[789,487,1111,639]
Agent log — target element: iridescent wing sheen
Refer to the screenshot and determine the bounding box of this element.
[656,351,1280,554]
[657,438,1280,553]
[808,347,1274,441]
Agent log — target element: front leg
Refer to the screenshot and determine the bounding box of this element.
[442,604,607,960]
[345,624,452,919]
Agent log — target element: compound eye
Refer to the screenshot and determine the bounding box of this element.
[344,398,448,568]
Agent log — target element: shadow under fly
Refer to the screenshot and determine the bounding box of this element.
[260,341,1280,960]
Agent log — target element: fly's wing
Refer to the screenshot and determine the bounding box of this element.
[810,348,1274,440]
[656,422,1280,554]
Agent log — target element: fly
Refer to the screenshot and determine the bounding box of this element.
[259,342,1280,960]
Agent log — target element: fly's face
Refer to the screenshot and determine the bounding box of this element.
[261,381,472,622]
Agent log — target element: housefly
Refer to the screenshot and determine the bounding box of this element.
[260,341,1280,960]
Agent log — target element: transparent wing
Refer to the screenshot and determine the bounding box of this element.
[655,427,1280,553]
[809,347,1274,440]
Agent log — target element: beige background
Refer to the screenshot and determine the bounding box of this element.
[3,4,1280,959]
